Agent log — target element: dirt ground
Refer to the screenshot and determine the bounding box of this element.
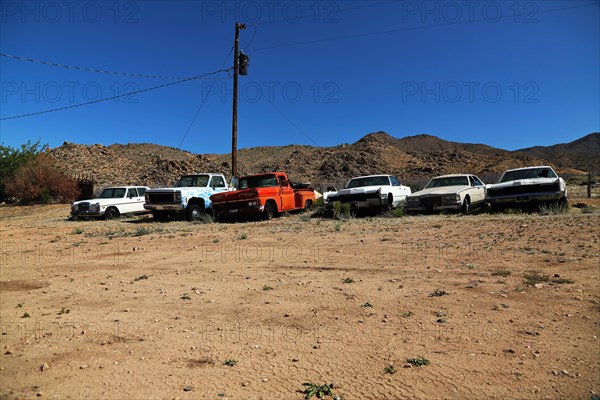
[0,201,599,400]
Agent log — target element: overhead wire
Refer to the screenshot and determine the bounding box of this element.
[0,52,203,80]
[251,2,597,51]
[0,68,233,121]
[177,46,235,149]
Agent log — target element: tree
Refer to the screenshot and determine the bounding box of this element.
[0,139,48,201]
[4,153,79,204]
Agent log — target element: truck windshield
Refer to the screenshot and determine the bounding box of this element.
[99,188,126,198]
[175,175,209,187]
[499,168,557,183]
[425,176,469,188]
[346,176,390,188]
[239,175,278,189]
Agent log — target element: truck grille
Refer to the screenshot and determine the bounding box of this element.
[78,202,90,212]
[420,196,443,207]
[148,192,175,204]
[488,182,560,197]
[329,192,380,203]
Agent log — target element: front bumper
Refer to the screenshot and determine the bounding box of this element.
[487,191,564,204]
[326,194,388,209]
[71,210,104,217]
[144,204,185,211]
[212,200,264,217]
[404,201,462,212]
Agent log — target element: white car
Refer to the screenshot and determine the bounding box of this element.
[486,166,567,209]
[325,175,411,211]
[71,186,150,219]
[405,174,486,214]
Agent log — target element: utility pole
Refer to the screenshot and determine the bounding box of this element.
[231,22,245,178]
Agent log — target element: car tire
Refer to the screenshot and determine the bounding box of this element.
[105,207,120,220]
[264,201,276,220]
[304,199,313,212]
[186,204,203,222]
[461,198,470,215]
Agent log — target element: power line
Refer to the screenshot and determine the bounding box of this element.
[251,2,597,51]
[177,47,235,149]
[0,52,204,80]
[266,98,320,146]
[0,68,232,121]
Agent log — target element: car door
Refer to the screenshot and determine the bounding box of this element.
[132,187,146,212]
[469,176,485,203]
[124,188,141,213]
[278,176,295,211]
[209,176,228,193]
[390,176,409,206]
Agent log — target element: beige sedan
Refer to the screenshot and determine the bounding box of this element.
[404,174,486,214]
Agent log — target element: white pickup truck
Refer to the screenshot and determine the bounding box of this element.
[144,173,229,221]
[325,174,411,212]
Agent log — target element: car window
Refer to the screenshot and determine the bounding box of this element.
[347,176,390,188]
[499,168,557,182]
[127,188,138,197]
[239,175,278,189]
[390,176,401,187]
[471,176,484,186]
[176,175,209,187]
[210,176,225,188]
[425,176,469,188]
[137,188,146,196]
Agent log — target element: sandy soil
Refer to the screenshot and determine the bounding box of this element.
[0,202,599,400]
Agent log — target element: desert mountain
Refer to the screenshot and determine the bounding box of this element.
[48,132,594,190]
[515,132,599,174]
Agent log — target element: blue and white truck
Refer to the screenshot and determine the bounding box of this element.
[144,173,229,221]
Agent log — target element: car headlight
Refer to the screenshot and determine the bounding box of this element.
[248,200,260,207]
[407,197,419,205]
[175,191,182,202]
[145,193,150,202]
[442,194,459,202]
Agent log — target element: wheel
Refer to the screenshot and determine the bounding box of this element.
[104,207,120,220]
[263,201,275,220]
[152,210,168,221]
[304,199,313,212]
[186,204,204,222]
[461,197,470,215]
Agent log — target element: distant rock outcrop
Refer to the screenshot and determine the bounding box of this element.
[49,132,593,191]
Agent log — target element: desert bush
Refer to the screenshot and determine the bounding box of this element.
[0,139,48,201]
[539,201,569,215]
[4,153,79,204]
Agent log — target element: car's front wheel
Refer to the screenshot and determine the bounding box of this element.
[104,207,120,220]
[461,198,470,215]
[186,204,204,222]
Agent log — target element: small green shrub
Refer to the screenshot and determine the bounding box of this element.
[406,356,430,367]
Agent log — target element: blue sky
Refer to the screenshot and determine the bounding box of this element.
[1,0,598,154]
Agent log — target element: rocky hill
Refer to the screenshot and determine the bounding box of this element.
[48,132,595,191]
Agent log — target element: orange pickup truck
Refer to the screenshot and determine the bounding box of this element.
[210,172,315,220]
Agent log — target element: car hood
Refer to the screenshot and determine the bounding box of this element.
[73,197,128,206]
[334,186,385,196]
[487,178,559,189]
[409,186,472,197]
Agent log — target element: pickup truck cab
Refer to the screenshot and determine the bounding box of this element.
[144,173,228,221]
[325,174,411,212]
[210,172,316,220]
